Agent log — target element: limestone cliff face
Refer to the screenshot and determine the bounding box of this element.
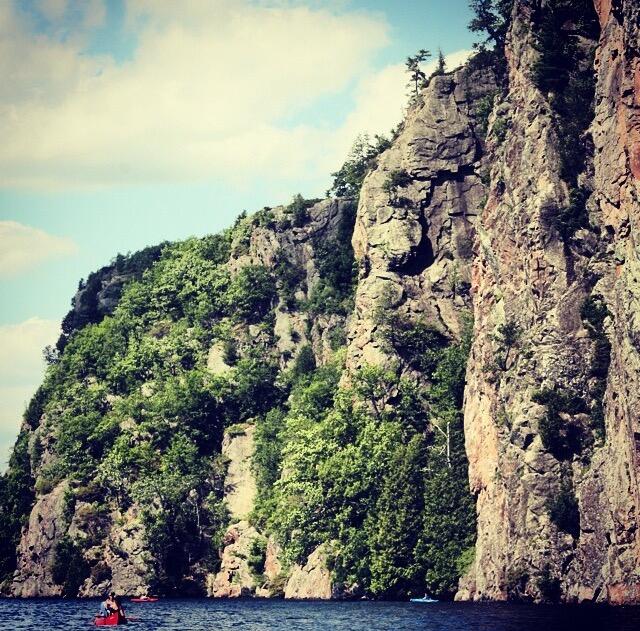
[229,198,356,368]
[283,545,333,600]
[221,425,257,520]
[9,199,354,598]
[459,0,640,604]
[348,63,496,370]
[207,425,265,598]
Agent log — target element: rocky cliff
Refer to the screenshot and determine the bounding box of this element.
[457,0,640,603]
[4,198,357,598]
[348,58,495,370]
[2,0,640,605]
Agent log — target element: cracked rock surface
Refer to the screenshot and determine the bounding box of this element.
[347,64,496,371]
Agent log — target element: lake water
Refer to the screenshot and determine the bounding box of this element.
[1,598,640,631]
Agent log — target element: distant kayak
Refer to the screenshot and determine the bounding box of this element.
[131,596,158,602]
[410,596,438,603]
[94,612,127,626]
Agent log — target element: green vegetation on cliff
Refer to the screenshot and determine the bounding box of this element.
[328,134,391,199]
[252,318,476,599]
[1,193,476,599]
[2,230,281,593]
[0,431,34,584]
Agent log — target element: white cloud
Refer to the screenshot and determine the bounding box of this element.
[0,221,78,277]
[0,318,59,469]
[0,317,60,382]
[326,49,474,172]
[0,1,473,196]
[0,0,389,189]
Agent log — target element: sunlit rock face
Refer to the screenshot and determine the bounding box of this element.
[459,0,640,604]
[348,62,496,373]
[12,482,68,597]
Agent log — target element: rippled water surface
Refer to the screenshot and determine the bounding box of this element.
[2,598,640,631]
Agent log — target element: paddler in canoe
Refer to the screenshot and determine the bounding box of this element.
[98,592,117,618]
[96,592,127,625]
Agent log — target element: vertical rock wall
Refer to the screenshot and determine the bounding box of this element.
[348,64,496,371]
[222,425,257,521]
[586,0,640,604]
[460,0,587,600]
[11,482,68,597]
[460,0,640,604]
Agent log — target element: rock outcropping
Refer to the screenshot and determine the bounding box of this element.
[284,545,333,600]
[458,0,640,604]
[12,482,67,597]
[348,63,495,370]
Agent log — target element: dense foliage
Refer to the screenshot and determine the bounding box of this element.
[2,154,475,600]
[580,294,611,438]
[328,134,391,199]
[52,535,90,597]
[546,475,580,539]
[57,244,167,352]
[253,317,476,599]
[305,202,358,317]
[1,228,287,593]
[0,431,35,586]
[532,388,589,460]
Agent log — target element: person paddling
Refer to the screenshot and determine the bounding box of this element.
[112,593,126,619]
[99,592,125,618]
[99,593,116,617]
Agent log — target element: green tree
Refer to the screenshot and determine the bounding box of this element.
[328,134,391,199]
[225,265,276,324]
[468,0,513,50]
[406,49,431,99]
[432,49,446,77]
[292,345,317,380]
[131,434,228,591]
[52,535,90,597]
[369,435,428,597]
[287,194,318,228]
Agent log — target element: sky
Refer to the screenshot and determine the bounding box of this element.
[0,0,477,468]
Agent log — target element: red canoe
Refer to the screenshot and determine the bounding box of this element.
[94,612,127,626]
[131,596,158,602]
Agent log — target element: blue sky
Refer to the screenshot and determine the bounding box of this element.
[0,0,476,466]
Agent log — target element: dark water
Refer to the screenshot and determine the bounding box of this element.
[2,598,640,631]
